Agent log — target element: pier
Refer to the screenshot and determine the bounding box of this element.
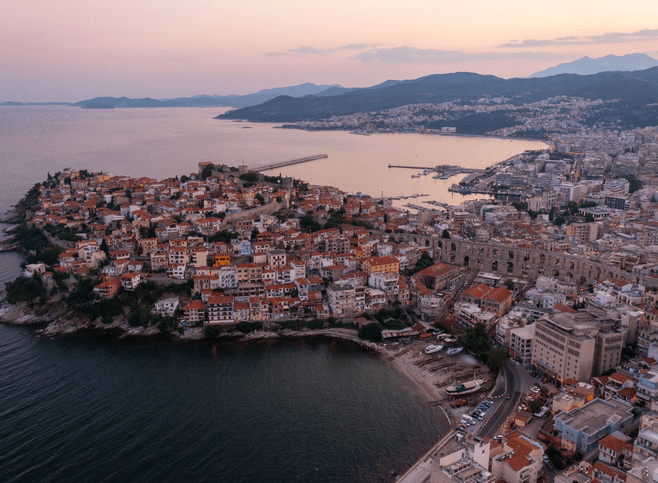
[388,164,434,170]
[254,154,328,172]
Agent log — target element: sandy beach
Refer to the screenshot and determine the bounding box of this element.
[382,338,493,426]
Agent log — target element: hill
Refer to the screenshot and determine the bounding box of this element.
[216,68,658,127]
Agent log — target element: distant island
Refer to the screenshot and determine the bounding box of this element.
[70,83,347,109]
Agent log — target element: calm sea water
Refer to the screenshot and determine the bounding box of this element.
[0,106,543,481]
[0,326,444,483]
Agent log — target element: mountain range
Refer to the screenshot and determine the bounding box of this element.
[70,83,347,109]
[528,53,658,78]
[216,67,658,126]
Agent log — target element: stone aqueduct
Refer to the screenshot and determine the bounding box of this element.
[391,234,658,290]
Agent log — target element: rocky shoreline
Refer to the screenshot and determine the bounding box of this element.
[0,298,383,350]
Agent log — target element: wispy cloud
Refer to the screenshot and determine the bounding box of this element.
[501,29,658,48]
[290,46,331,54]
[353,46,559,63]
[337,44,369,51]
[266,44,373,57]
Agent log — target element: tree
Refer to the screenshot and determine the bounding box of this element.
[235,321,254,333]
[458,323,491,354]
[358,322,383,342]
[487,348,508,373]
[441,229,451,239]
[300,214,321,232]
[239,172,260,183]
[128,307,152,327]
[204,325,223,338]
[553,216,566,226]
[408,251,434,275]
[528,399,543,414]
[100,239,110,255]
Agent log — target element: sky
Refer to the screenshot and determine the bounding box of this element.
[2,0,658,102]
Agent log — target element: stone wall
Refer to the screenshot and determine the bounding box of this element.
[392,233,658,289]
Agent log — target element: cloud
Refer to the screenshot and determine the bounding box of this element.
[501,29,658,48]
[353,46,559,63]
[266,44,373,57]
[290,46,333,54]
[337,44,369,51]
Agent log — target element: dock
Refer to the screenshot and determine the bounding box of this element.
[254,154,328,172]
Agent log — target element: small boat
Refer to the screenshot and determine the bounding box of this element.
[446,346,463,356]
[446,378,486,395]
[424,344,444,354]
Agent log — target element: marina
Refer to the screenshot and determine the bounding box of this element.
[389,163,484,180]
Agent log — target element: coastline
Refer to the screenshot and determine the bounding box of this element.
[274,123,550,145]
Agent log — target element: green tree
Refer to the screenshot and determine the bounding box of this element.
[128,307,152,327]
[441,229,451,239]
[5,276,47,304]
[305,318,324,330]
[358,322,383,342]
[487,348,508,374]
[239,172,260,183]
[408,251,434,275]
[204,325,223,338]
[300,214,321,232]
[458,323,491,354]
[553,216,566,226]
[528,399,543,414]
[235,321,254,333]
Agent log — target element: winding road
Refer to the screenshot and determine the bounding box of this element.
[479,361,526,438]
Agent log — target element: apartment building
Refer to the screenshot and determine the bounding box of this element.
[633,411,658,464]
[531,313,598,383]
[491,435,544,483]
[359,256,400,277]
[327,283,357,315]
[510,324,535,365]
[553,398,633,453]
[207,294,234,324]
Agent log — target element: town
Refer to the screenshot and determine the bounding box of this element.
[3,115,658,483]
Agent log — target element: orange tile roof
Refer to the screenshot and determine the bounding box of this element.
[483,287,513,304]
[461,283,491,299]
[599,434,626,454]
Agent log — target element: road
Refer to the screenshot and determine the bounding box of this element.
[479,361,527,438]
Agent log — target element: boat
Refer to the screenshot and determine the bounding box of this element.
[446,346,463,356]
[446,378,486,395]
[424,344,444,354]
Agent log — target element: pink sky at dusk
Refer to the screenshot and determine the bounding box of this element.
[2,0,658,102]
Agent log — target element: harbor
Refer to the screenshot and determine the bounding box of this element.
[389,164,484,180]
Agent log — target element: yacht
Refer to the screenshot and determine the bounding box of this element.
[446,346,463,356]
[446,378,486,395]
[424,344,444,354]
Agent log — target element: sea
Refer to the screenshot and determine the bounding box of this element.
[0,105,545,482]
